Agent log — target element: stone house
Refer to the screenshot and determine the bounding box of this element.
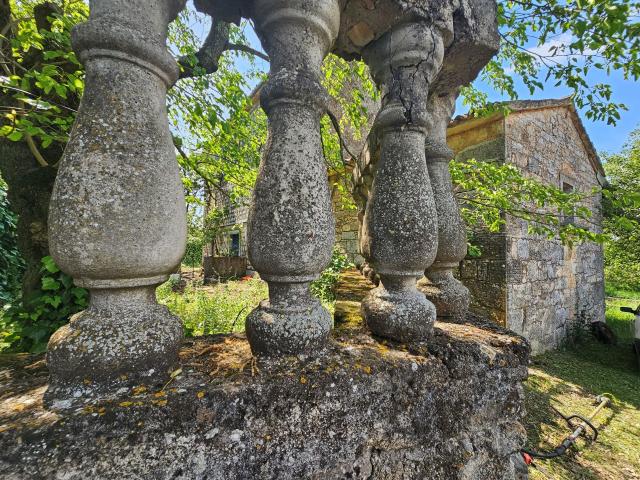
[448,98,606,353]
[205,189,249,259]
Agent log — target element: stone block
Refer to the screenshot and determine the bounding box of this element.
[1,322,529,480]
[516,240,529,260]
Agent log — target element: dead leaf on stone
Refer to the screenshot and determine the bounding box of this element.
[132,386,147,395]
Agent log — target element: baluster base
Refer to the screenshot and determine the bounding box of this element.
[362,276,436,343]
[45,286,182,403]
[419,268,470,323]
[246,301,332,357]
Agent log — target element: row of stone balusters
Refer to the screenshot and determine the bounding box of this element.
[45,0,469,399]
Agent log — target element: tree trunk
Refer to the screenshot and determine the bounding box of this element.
[0,141,58,300]
[0,1,71,301]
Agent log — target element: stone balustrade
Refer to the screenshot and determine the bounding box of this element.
[359,22,444,342]
[45,0,500,398]
[421,90,471,322]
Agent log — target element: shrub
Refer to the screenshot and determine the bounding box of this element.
[183,234,204,267]
[0,184,24,306]
[0,256,88,353]
[310,248,354,305]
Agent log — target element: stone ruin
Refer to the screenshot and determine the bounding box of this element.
[1,1,531,478]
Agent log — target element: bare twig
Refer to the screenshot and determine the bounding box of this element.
[226,43,269,62]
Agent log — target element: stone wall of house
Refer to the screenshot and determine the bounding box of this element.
[450,131,508,326]
[447,105,605,354]
[458,231,507,326]
[332,185,364,266]
[504,107,605,353]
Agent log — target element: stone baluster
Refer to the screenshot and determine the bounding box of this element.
[422,91,470,322]
[46,0,187,397]
[360,23,445,343]
[245,0,340,355]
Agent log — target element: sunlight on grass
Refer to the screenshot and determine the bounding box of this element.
[525,295,639,480]
[605,284,640,300]
[157,279,268,336]
[605,297,638,341]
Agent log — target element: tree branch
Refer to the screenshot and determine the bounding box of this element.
[226,43,269,62]
[179,20,230,79]
[178,20,270,80]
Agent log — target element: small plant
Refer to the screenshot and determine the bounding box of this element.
[0,256,88,353]
[310,249,354,305]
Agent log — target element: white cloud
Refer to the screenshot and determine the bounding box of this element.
[528,33,600,60]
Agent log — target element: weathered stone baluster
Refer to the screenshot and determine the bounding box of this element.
[422,91,471,322]
[245,0,340,355]
[46,0,187,397]
[360,23,444,343]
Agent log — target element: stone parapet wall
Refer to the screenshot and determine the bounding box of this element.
[1,321,529,480]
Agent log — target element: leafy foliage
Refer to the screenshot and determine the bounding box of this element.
[0,179,24,305]
[1,256,88,353]
[0,1,87,156]
[602,128,640,292]
[464,0,640,125]
[451,158,607,246]
[169,12,266,207]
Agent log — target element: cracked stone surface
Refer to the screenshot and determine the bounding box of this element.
[0,317,529,480]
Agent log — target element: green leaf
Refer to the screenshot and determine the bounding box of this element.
[7,131,23,141]
[44,295,63,308]
[41,277,61,291]
[42,256,60,273]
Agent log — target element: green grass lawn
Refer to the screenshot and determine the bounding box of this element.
[605,297,639,340]
[605,284,640,301]
[157,278,267,336]
[524,296,640,479]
